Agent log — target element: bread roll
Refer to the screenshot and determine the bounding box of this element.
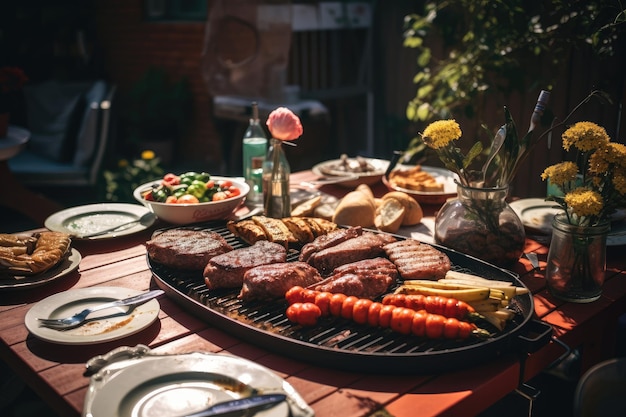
[374,197,405,233]
[382,191,423,225]
[291,195,322,217]
[332,188,376,227]
[355,183,375,200]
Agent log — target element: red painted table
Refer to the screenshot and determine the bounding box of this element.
[1,170,624,417]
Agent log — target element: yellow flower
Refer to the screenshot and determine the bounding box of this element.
[541,161,578,186]
[421,119,462,149]
[561,121,609,152]
[564,187,603,217]
[614,173,626,195]
[141,150,155,160]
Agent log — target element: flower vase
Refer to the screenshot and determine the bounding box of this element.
[545,213,609,303]
[262,138,291,218]
[434,184,525,267]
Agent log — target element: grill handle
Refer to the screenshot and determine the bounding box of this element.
[514,319,553,354]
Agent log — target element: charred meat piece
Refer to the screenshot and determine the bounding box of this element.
[299,226,363,263]
[146,229,233,270]
[308,232,397,275]
[383,239,451,280]
[311,257,398,299]
[238,261,323,301]
[204,240,287,290]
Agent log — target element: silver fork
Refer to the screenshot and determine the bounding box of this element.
[37,289,164,330]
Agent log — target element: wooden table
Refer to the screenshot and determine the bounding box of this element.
[1,170,625,417]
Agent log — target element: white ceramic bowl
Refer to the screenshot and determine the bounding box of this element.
[133,176,250,224]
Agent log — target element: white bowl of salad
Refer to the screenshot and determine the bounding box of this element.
[133,172,250,224]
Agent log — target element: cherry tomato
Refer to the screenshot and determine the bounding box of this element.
[341,296,358,320]
[286,303,301,323]
[390,307,414,335]
[329,293,347,317]
[352,299,372,325]
[378,304,396,328]
[411,310,427,337]
[298,302,322,326]
[314,292,332,316]
[443,318,461,339]
[205,180,215,189]
[226,186,241,197]
[285,286,304,305]
[162,173,180,185]
[212,191,228,201]
[367,302,383,327]
[143,191,154,201]
[177,194,200,204]
[286,302,321,326]
[301,289,318,304]
[425,314,446,339]
[218,180,233,189]
[165,195,178,204]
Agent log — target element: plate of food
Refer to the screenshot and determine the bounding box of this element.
[24,286,161,345]
[0,248,81,290]
[383,165,458,204]
[510,198,626,246]
[0,231,78,290]
[82,346,313,417]
[311,155,389,188]
[45,203,156,239]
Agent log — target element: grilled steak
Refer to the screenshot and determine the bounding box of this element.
[203,240,287,290]
[299,226,363,263]
[146,229,233,270]
[307,231,397,275]
[238,262,323,301]
[311,257,398,299]
[383,239,451,280]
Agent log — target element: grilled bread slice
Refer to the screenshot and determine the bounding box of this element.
[227,219,267,245]
[251,216,297,248]
[303,217,338,237]
[282,217,315,243]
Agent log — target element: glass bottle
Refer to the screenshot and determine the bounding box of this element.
[262,138,291,218]
[242,102,267,204]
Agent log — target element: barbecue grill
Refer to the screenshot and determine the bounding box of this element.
[149,222,552,374]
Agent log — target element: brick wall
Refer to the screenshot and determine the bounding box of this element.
[94,0,221,170]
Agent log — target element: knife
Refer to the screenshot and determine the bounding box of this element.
[184,393,287,417]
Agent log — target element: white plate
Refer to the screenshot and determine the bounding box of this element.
[510,198,626,246]
[45,203,156,240]
[383,165,458,204]
[0,248,81,291]
[312,157,389,188]
[25,287,161,345]
[83,349,314,417]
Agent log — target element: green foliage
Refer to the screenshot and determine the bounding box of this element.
[103,150,164,203]
[125,67,192,144]
[403,0,626,125]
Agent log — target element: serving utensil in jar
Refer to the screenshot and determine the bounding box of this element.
[37,289,164,330]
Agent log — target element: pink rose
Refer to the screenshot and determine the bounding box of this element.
[266,107,303,141]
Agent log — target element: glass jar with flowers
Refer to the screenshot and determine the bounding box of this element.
[541,122,626,302]
[262,107,303,218]
[0,66,28,137]
[420,91,550,267]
